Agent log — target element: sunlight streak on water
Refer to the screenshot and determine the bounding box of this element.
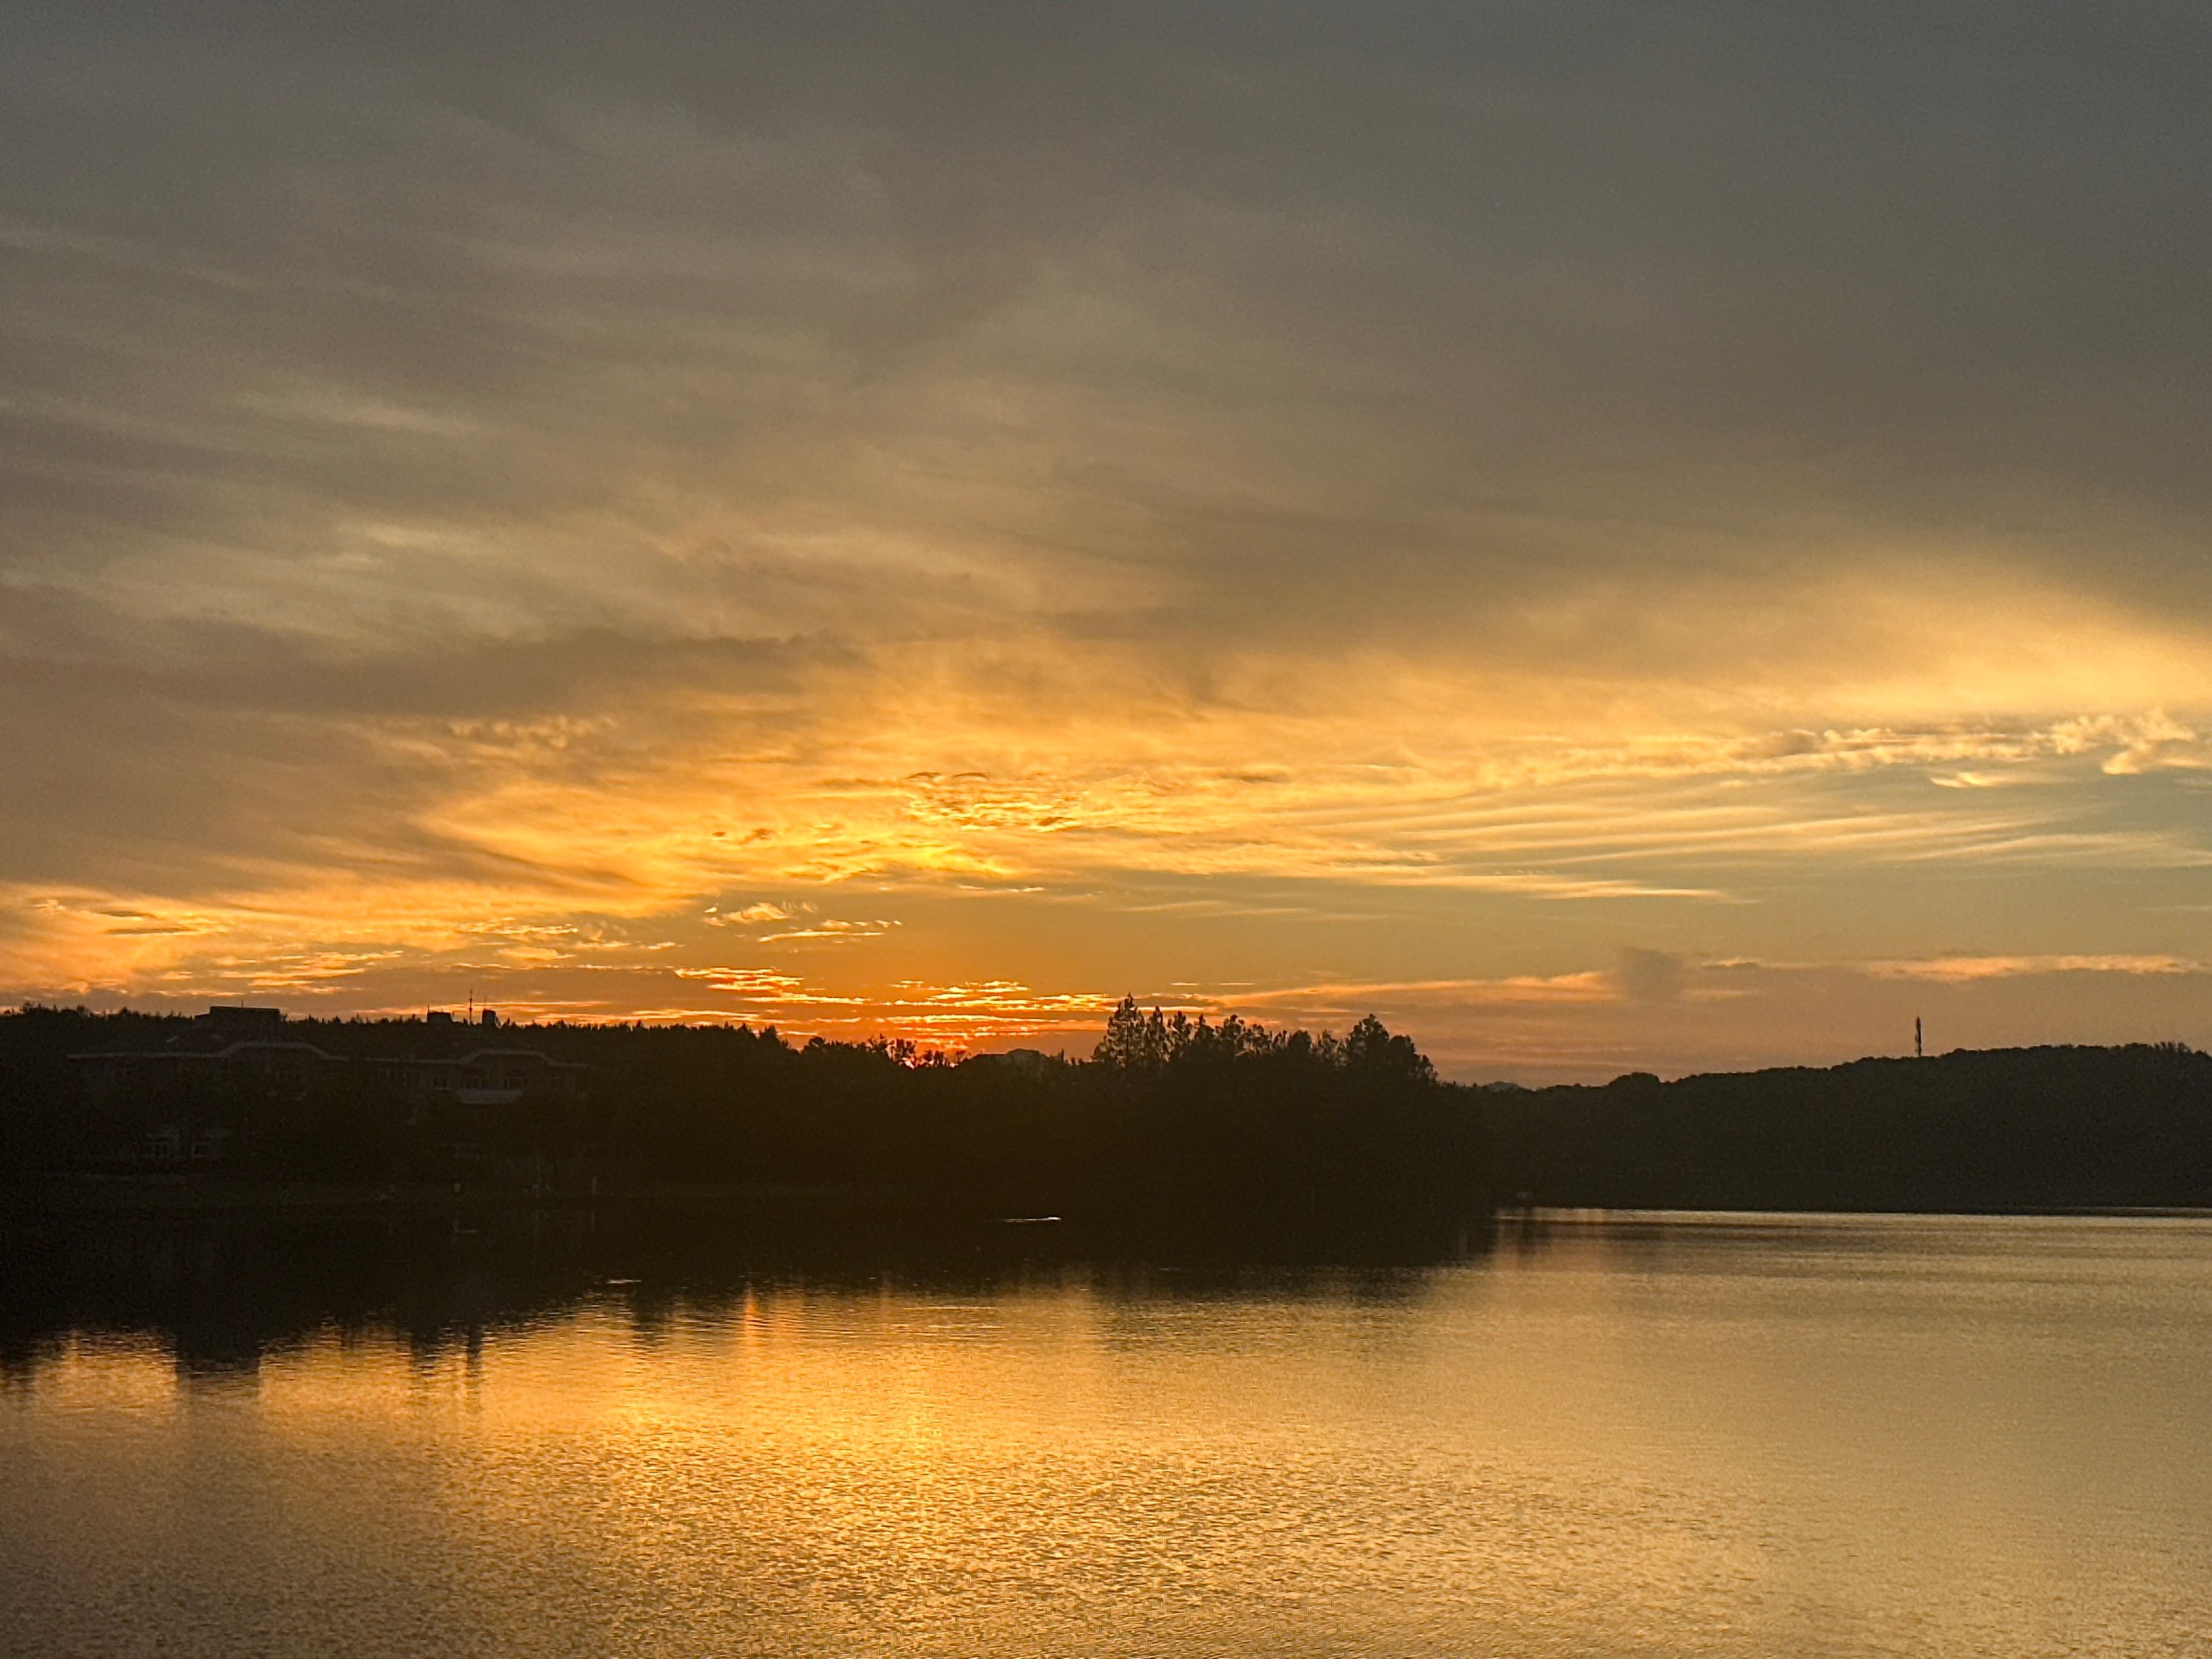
[4,1215,2210,1657]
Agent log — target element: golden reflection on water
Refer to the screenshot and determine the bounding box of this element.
[6,1217,2212,1657]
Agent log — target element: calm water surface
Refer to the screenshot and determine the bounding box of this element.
[4,1212,2210,1657]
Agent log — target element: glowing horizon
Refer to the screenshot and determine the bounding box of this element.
[4,5,2209,1080]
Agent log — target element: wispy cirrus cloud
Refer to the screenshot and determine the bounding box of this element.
[1860,953,2207,983]
[2,2,2210,1071]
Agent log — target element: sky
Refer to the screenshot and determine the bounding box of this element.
[3,1,2209,1080]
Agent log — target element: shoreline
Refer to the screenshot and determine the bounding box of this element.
[7,1174,907,1216]
[14,1175,2212,1224]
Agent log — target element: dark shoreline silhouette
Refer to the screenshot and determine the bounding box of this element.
[6,1001,2210,1383]
[1488,1042,2212,1213]
[6,1002,2210,1225]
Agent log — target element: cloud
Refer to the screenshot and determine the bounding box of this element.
[1615,948,1688,1003]
[758,919,899,944]
[3,3,2210,1073]
[662,967,1117,1047]
[1228,973,1619,1015]
[706,902,796,926]
[1860,954,2207,984]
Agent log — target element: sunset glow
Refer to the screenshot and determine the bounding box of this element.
[4,6,2208,1077]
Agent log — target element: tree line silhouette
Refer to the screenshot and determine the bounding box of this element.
[0,1000,1478,1239]
[5,1002,2211,1224]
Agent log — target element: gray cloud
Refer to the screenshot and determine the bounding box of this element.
[1615,947,1688,1003]
[0,591,822,895]
[6,2,2207,654]
[3,2,2209,1056]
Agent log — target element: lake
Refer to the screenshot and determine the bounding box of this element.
[3,1210,2208,1657]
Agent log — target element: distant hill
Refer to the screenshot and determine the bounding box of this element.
[1480,1044,2212,1212]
